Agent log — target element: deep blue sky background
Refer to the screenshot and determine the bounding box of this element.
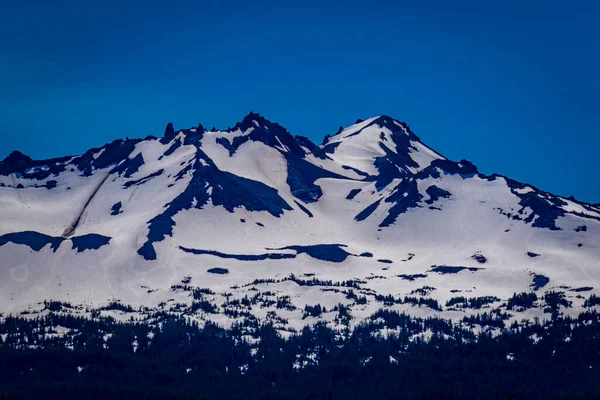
[1,0,599,202]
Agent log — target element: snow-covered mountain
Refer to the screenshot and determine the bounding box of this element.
[1,112,599,331]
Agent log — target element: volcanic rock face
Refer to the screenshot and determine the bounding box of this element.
[0,113,599,331]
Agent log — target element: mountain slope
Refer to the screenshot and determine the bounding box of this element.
[0,113,598,332]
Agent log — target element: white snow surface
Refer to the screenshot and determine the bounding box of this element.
[0,114,598,332]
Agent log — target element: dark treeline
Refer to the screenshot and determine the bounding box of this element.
[1,309,600,400]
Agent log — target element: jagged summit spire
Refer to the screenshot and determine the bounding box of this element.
[244,111,262,120]
[159,122,177,144]
[2,150,32,164]
[0,150,35,176]
[234,111,277,131]
[164,122,175,137]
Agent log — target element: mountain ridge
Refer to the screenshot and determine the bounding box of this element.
[1,112,596,207]
[0,111,594,206]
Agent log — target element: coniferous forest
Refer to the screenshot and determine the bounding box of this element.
[1,307,600,400]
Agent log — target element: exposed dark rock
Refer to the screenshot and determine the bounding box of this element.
[471,252,487,264]
[294,200,313,218]
[207,267,229,274]
[425,185,451,205]
[346,188,361,200]
[397,273,427,281]
[0,231,111,253]
[530,273,550,291]
[110,202,122,216]
[430,265,483,274]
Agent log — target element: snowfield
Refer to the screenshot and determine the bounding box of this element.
[0,112,598,332]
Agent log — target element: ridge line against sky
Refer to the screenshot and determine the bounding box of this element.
[1,0,598,202]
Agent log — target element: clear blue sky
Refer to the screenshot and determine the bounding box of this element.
[1,0,598,202]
